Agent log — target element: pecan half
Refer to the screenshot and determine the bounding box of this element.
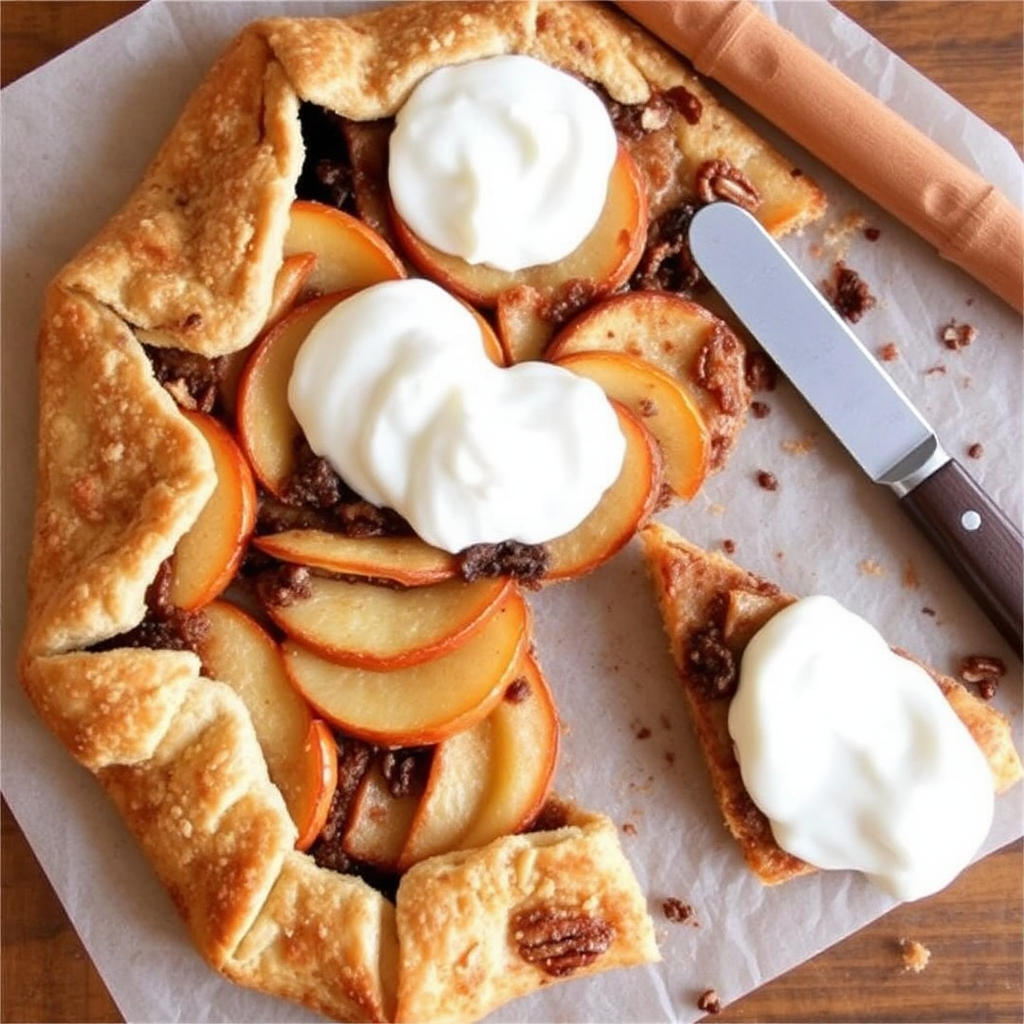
[695,159,761,211]
[511,906,615,977]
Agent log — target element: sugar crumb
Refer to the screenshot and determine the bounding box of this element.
[899,938,931,973]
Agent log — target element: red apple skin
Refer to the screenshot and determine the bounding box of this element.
[168,411,257,611]
[543,402,664,582]
[294,718,340,852]
[265,252,318,330]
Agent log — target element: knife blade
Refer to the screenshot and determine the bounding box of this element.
[688,201,1023,653]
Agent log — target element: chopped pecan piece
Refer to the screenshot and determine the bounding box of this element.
[511,906,615,977]
[825,261,876,322]
[695,159,761,211]
[959,653,1006,699]
[458,540,549,583]
[145,344,226,413]
[697,988,724,1015]
[254,563,312,609]
[686,623,737,700]
[940,319,977,351]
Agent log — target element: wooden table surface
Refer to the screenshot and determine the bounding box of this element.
[2,3,1021,1023]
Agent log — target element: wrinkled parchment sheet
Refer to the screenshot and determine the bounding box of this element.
[2,3,1021,1022]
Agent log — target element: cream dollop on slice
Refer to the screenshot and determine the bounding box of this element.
[388,54,617,272]
[728,596,994,901]
[288,279,626,553]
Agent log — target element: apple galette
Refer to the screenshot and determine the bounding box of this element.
[641,522,1022,897]
[20,3,827,1021]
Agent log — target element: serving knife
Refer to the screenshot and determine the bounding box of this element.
[688,201,1023,653]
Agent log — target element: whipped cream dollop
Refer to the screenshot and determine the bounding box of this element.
[287,279,625,553]
[728,596,994,901]
[388,54,618,272]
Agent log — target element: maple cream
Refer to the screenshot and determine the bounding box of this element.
[728,596,994,901]
[388,54,617,272]
[287,279,625,553]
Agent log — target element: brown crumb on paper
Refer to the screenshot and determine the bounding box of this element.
[940,319,977,351]
[744,351,777,392]
[967,442,984,459]
[722,538,736,555]
[825,261,876,322]
[756,470,779,491]
[751,400,771,419]
[662,898,697,925]
[960,654,1006,700]
[899,938,931,973]
[864,226,881,241]
[697,989,723,1014]
[878,341,899,362]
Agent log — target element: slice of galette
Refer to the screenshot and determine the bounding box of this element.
[640,522,1022,897]
[20,3,827,1021]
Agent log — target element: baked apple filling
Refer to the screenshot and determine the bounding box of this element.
[114,66,789,893]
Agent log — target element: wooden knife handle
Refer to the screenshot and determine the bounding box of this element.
[901,458,1023,655]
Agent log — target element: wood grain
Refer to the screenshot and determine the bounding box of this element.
[2,3,1021,1024]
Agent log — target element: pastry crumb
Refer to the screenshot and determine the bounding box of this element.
[899,938,931,973]
[781,434,815,456]
[857,558,886,577]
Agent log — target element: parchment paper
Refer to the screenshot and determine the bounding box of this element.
[2,3,1021,1022]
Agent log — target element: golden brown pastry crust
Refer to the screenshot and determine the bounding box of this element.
[20,3,828,1020]
[394,809,659,1024]
[640,521,1024,886]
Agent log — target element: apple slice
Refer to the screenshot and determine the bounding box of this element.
[283,586,528,747]
[396,719,492,871]
[236,294,343,496]
[544,403,663,581]
[458,652,560,849]
[168,411,257,610]
[342,759,423,872]
[196,600,337,851]
[552,350,710,500]
[265,251,318,329]
[545,290,750,468]
[284,200,406,296]
[268,575,513,671]
[253,531,458,586]
[398,652,560,868]
[495,285,560,365]
[389,142,648,308]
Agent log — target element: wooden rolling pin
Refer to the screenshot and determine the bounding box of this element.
[615,0,1024,313]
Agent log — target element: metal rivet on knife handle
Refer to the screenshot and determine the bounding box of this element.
[900,459,1023,654]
